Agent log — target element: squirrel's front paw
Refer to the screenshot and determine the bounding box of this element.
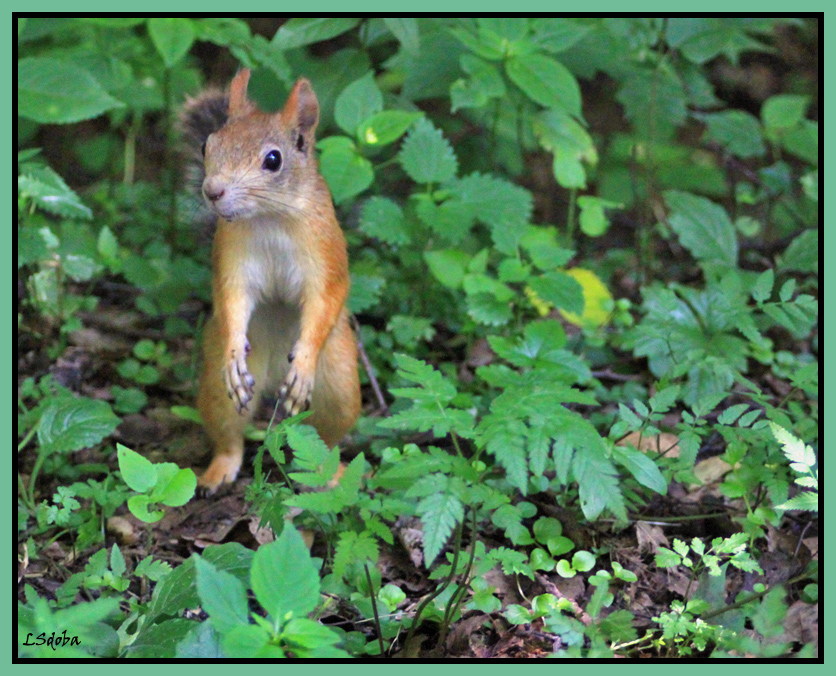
[279,361,314,415]
[223,344,255,413]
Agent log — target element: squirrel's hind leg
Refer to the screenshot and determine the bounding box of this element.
[307,310,361,447]
[197,314,269,493]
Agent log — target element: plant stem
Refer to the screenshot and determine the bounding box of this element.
[364,562,386,656]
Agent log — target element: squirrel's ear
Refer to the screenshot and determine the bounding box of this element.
[228,69,256,118]
[282,78,319,136]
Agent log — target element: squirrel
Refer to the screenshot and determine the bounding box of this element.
[179,69,361,492]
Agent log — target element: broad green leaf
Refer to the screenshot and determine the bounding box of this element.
[38,397,119,455]
[528,271,584,315]
[450,55,506,112]
[194,557,249,635]
[272,17,360,50]
[18,57,124,124]
[333,530,379,579]
[334,72,383,136]
[251,527,320,622]
[751,269,774,303]
[359,110,422,147]
[664,190,738,267]
[505,53,581,116]
[530,18,591,53]
[116,444,156,492]
[398,118,458,184]
[347,273,385,313]
[148,18,196,68]
[761,94,810,130]
[424,248,469,289]
[317,136,374,204]
[700,110,765,158]
[383,17,420,53]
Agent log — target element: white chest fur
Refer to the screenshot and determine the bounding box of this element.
[242,218,305,305]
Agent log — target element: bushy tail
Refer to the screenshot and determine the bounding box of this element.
[178,88,229,190]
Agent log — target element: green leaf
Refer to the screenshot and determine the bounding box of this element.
[18,164,93,219]
[127,495,163,523]
[251,527,321,621]
[38,397,119,455]
[505,53,581,116]
[360,196,409,245]
[116,444,156,492]
[398,118,458,185]
[424,249,469,289]
[347,273,385,313]
[700,110,765,158]
[761,94,809,130]
[272,17,360,50]
[578,196,617,236]
[317,136,374,204]
[156,467,197,507]
[664,190,738,267]
[18,57,124,124]
[415,475,464,566]
[528,271,584,315]
[448,173,533,254]
[383,17,420,54]
[612,444,667,495]
[752,269,774,303]
[194,556,249,635]
[450,54,506,112]
[148,18,196,68]
[530,18,592,53]
[778,492,818,512]
[334,72,383,137]
[571,550,596,572]
[359,110,422,147]
[333,530,379,579]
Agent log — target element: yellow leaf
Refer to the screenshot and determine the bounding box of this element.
[558,268,613,328]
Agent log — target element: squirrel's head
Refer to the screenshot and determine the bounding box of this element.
[201,69,322,221]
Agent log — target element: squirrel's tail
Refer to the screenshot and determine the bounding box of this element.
[178,88,229,189]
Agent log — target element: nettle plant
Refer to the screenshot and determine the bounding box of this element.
[18,17,817,657]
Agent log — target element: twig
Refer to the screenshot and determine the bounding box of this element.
[350,315,389,415]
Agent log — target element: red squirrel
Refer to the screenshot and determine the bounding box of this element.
[180,69,360,492]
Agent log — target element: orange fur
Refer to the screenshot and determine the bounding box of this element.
[194,70,360,492]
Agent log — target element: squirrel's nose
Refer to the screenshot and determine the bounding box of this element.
[203,177,226,202]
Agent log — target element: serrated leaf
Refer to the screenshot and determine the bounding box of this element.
[423,248,469,288]
[360,196,409,245]
[664,190,738,267]
[778,492,818,512]
[251,527,320,621]
[398,117,458,184]
[18,165,93,219]
[417,478,464,566]
[38,397,119,455]
[700,110,765,158]
[333,530,379,579]
[18,57,124,124]
[752,269,774,303]
[528,271,584,315]
[194,557,249,635]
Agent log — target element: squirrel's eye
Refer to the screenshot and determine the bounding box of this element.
[201,142,206,157]
[263,150,282,172]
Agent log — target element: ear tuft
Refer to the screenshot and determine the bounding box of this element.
[228,68,256,118]
[282,78,319,135]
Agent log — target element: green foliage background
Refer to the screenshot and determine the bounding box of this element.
[17,17,818,658]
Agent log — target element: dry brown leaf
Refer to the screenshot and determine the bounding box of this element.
[635,521,669,554]
[693,456,734,485]
[617,431,680,457]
